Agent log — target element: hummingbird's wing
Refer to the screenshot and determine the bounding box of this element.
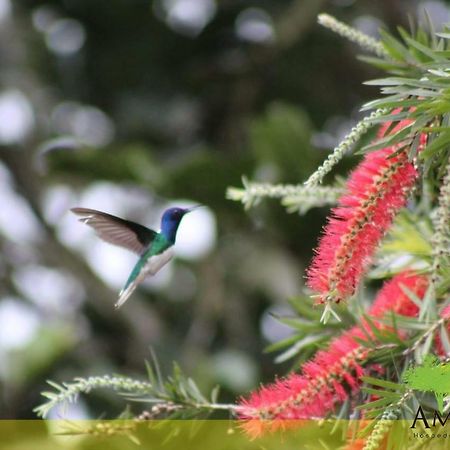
[71,207,157,255]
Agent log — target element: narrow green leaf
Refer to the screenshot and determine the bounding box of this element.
[352,336,375,349]
[364,77,443,90]
[361,124,412,153]
[380,29,413,62]
[275,316,324,331]
[419,130,450,159]
[362,387,402,399]
[187,378,207,403]
[274,334,328,363]
[361,96,420,112]
[357,55,408,71]
[41,392,58,400]
[364,408,386,419]
[361,376,406,391]
[264,333,303,353]
[403,35,445,62]
[355,397,393,410]
[46,381,66,392]
[210,385,220,403]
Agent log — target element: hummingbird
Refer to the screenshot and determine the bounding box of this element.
[71,206,200,309]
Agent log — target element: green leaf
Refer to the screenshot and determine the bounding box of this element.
[46,380,66,392]
[274,334,328,364]
[355,397,394,410]
[187,378,207,403]
[419,130,450,159]
[264,333,304,353]
[361,96,420,112]
[364,77,443,90]
[380,29,413,62]
[383,315,429,331]
[274,316,313,331]
[360,123,413,153]
[361,315,389,342]
[210,385,220,403]
[403,35,446,62]
[365,408,388,419]
[362,387,403,399]
[361,376,406,391]
[357,55,409,71]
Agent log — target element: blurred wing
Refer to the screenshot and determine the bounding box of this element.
[71,207,157,255]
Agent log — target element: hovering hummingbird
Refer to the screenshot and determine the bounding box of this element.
[71,206,200,309]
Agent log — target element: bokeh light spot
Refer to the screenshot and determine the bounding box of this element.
[14,265,84,313]
[51,102,115,147]
[0,299,40,350]
[45,18,86,56]
[260,305,295,344]
[0,0,11,23]
[0,90,34,145]
[159,0,216,36]
[235,8,274,43]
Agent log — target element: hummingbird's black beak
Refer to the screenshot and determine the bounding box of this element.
[185,205,203,213]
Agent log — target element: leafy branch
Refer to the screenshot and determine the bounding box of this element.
[304,108,388,187]
[34,357,240,420]
[318,13,387,57]
[227,176,344,213]
[34,376,155,418]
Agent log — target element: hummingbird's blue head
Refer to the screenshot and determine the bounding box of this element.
[160,207,195,243]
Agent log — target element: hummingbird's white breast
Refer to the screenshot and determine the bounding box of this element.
[142,247,174,276]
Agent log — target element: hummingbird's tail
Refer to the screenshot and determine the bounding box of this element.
[114,256,147,309]
[114,246,174,309]
[115,281,139,309]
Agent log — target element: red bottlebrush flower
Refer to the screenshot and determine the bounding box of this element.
[306,118,427,304]
[368,271,428,318]
[238,326,369,437]
[238,272,427,437]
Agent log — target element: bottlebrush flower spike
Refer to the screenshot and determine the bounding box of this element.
[238,326,369,437]
[368,271,428,319]
[238,272,427,438]
[306,115,427,305]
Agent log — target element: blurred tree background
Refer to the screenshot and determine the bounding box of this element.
[0,0,447,419]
